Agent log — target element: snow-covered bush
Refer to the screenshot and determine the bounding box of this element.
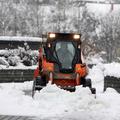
[0,43,39,67]
[18,43,38,66]
[7,56,20,66]
[0,57,9,67]
[22,54,32,66]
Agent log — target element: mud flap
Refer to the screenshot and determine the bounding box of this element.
[104,76,120,93]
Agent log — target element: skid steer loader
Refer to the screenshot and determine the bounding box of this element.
[32,33,96,97]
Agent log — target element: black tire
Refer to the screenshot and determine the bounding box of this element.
[84,78,92,88]
[36,76,46,86]
[90,88,96,94]
[83,78,96,95]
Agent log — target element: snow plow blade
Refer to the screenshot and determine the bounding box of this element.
[104,76,120,93]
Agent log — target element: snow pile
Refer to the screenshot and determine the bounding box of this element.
[0,81,106,117]
[0,82,96,116]
[87,63,104,92]
[0,81,120,119]
[86,54,120,78]
[104,62,120,78]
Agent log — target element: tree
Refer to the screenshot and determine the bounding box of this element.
[97,12,120,62]
[0,0,13,35]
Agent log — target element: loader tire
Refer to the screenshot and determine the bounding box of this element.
[36,76,46,86]
[83,78,96,95]
[90,88,96,94]
[84,78,92,88]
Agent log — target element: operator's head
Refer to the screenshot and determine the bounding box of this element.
[60,42,68,49]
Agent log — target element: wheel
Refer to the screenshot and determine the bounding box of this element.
[83,78,96,95]
[90,88,96,94]
[36,76,46,86]
[83,78,92,88]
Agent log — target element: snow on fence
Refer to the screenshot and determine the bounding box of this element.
[0,36,42,42]
[0,69,34,82]
[0,36,42,50]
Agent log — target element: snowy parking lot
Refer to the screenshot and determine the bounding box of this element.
[0,63,120,120]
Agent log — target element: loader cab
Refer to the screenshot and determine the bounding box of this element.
[44,33,82,73]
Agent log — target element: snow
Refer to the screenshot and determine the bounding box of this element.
[104,62,120,78]
[86,54,104,65]
[0,62,120,119]
[0,80,120,119]
[0,49,39,69]
[87,3,120,17]
[87,63,104,92]
[0,36,42,42]
[87,3,111,16]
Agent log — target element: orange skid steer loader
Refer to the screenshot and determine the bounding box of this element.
[32,33,96,97]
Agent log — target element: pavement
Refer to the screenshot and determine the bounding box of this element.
[0,115,36,120]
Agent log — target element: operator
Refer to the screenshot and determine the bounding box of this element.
[56,42,74,69]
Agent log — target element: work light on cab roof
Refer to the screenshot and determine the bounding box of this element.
[73,34,80,39]
[48,33,80,40]
[49,33,56,38]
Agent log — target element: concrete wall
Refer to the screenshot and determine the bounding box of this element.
[0,38,40,83]
[104,76,120,93]
[0,69,34,83]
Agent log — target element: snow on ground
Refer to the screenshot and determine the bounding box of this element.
[0,63,120,119]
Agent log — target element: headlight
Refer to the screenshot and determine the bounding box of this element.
[73,34,80,39]
[49,33,56,38]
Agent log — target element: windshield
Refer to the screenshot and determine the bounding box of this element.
[54,41,75,69]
